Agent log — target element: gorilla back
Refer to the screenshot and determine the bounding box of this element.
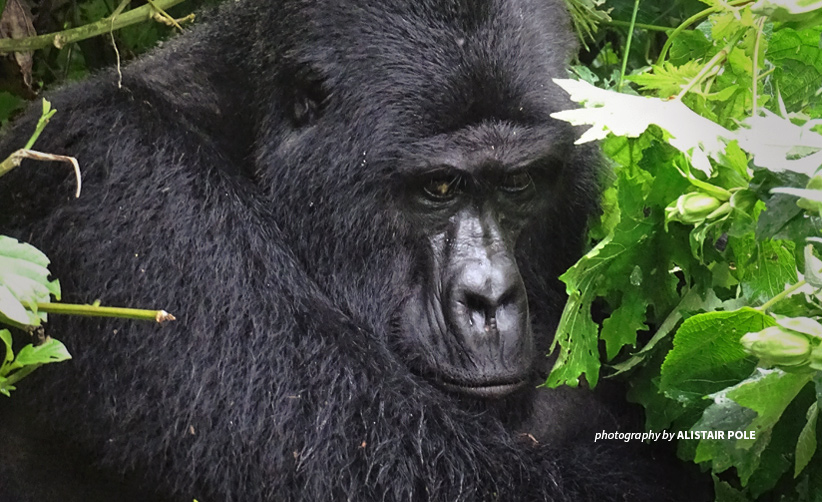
[0,0,698,501]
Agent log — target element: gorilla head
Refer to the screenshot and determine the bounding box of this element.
[0,1,698,501]
[251,0,594,401]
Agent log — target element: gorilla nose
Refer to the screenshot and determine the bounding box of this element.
[450,258,528,344]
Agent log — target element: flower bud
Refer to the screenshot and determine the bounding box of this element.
[665,192,723,226]
[741,326,812,367]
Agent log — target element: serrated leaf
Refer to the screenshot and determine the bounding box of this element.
[601,289,649,360]
[548,168,663,388]
[627,61,702,98]
[733,238,798,304]
[795,401,818,477]
[660,308,771,404]
[612,287,723,376]
[13,339,71,367]
[767,27,822,109]
[669,30,712,66]
[545,276,600,389]
[689,368,811,484]
[0,236,60,325]
[0,235,49,267]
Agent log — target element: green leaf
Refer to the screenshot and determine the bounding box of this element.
[548,162,680,387]
[612,287,723,376]
[13,339,71,367]
[627,61,702,98]
[669,30,712,66]
[767,27,822,110]
[795,401,818,477]
[689,368,811,484]
[545,275,600,388]
[733,238,798,305]
[601,289,648,360]
[0,236,61,325]
[660,308,771,404]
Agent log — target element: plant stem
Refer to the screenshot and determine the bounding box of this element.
[606,20,671,33]
[36,302,175,323]
[759,280,809,312]
[751,16,766,118]
[3,364,40,387]
[617,0,641,92]
[676,29,745,100]
[0,0,186,53]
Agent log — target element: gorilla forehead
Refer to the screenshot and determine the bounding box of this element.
[273,0,576,132]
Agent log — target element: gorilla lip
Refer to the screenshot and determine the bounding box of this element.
[437,375,529,399]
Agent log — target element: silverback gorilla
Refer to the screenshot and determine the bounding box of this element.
[0,0,705,501]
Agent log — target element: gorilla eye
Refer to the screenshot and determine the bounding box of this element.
[499,171,533,193]
[290,76,328,127]
[423,173,462,201]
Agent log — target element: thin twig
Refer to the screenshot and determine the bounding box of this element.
[751,16,766,118]
[0,149,81,197]
[0,0,186,53]
[36,302,176,323]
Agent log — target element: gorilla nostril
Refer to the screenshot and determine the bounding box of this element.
[496,285,521,309]
[461,285,523,332]
[464,291,492,315]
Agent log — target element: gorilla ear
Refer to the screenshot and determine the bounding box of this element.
[289,71,328,127]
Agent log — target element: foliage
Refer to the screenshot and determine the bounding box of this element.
[0,236,69,397]
[554,0,822,499]
[0,0,212,124]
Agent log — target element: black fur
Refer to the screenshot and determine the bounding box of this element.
[0,1,706,500]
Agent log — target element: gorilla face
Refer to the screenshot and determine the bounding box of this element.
[396,130,568,399]
[257,0,586,401]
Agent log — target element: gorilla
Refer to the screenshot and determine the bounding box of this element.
[0,0,705,500]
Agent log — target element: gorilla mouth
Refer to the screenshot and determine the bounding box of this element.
[437,375,529,399]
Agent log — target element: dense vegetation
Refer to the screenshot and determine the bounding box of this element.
[556,1,822,500]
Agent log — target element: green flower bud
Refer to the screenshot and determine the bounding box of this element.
[741,326,812,367]
[705,201,731,220]
[665,192,722,226]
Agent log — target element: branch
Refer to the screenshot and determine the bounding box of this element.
[0,149,81,197]
[0,0,187,53]
[36,302,176,323]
